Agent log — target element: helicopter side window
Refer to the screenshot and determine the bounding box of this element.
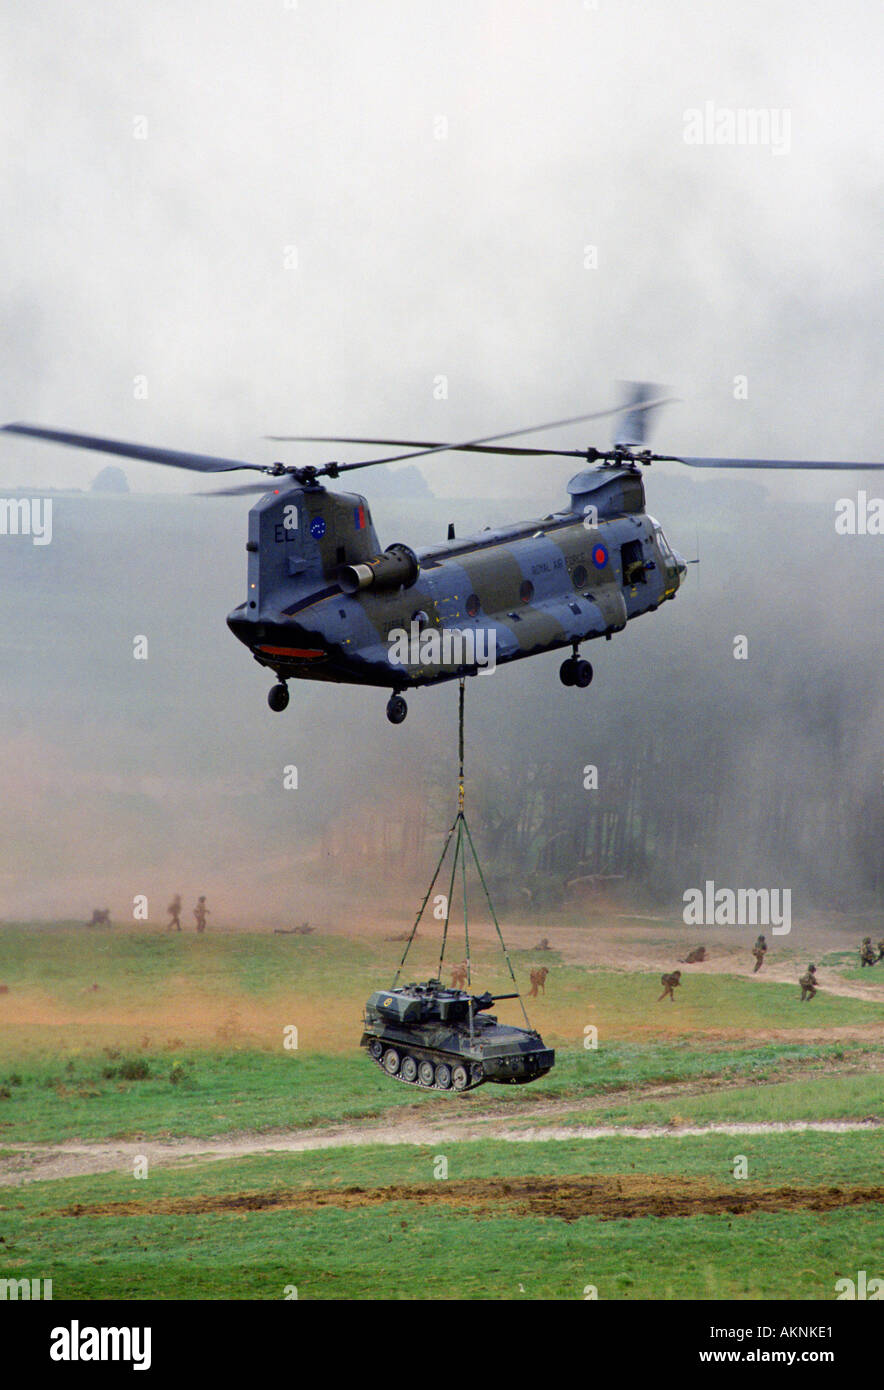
[620,539,646,586]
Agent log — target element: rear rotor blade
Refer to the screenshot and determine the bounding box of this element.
[267,433,585,458]
[1,423,265,473]
[613,380,671,449]
[311,397,680,473]
[677,456,884,470]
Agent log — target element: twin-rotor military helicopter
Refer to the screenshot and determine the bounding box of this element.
[4,384,882,723]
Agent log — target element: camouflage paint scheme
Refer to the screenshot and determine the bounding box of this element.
[226,466,687,690]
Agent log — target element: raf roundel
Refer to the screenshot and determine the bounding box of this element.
[310,516,327,539]
[592,543,609,569]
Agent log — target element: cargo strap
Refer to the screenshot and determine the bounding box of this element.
[391,678,531,1028]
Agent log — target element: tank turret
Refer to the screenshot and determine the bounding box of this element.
[360,978,555,1091]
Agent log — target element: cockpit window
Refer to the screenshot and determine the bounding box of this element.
[653,522,676,564]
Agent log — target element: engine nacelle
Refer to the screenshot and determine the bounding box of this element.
[339,542,419,595]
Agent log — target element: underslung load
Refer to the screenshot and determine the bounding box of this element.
[361,979,555,1092]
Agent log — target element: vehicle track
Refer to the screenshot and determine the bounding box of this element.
[1,1114,879,1187]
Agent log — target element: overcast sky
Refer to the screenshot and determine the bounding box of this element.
[1,0,882,502]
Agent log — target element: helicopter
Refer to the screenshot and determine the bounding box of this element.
[4,383,882,723]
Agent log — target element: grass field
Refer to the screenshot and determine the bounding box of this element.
[3,1136,882,1300]
[0,922,882,1299]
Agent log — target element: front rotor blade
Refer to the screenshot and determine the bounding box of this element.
[330,397,679,472]
[267,433,585,458]
[678,456,884,470]
[196,482,288,496]
[1,424,265,473]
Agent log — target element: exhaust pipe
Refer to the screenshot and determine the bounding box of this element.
[339,543,419,595]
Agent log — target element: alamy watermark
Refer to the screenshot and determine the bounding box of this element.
[1,1276,52,1299]
[388,620,496,674]
[835,491,883,535]
[683,880,791,934]
[50,1322,151,1370]
[683,102,791,156]
[834,1271,883,1299]
[0,497,52,545]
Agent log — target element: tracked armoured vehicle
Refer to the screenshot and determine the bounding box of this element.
[361,978,555,1091]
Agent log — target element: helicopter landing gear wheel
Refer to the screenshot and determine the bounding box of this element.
[418,1060,435,1087]
[401,1055,418,1083]
[435,1062,452,1090]
[382,1048,400,1075]
[386,694,408,725]
[452,1064,469,1091]
[559,657,577,686]
[368,1039,383,1060]
[268,682,289,712]
[574,659,594,688]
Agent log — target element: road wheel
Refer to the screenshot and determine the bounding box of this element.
[382,1048,400,1075]
[401,1055,418,1083]
[368,1039,383,1060]
[418,1060,435,1087]
[452,1064,469,1091]
[435,1062,452,1090]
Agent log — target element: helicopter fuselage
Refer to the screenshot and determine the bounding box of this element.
[225,465,687,700]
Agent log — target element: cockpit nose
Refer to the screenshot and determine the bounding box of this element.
[674,551,688,579]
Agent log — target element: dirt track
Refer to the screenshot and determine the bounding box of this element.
[1,1114,880,1187]
[58,1174,884,1223]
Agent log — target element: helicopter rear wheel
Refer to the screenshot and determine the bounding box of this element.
[401,1055,418,1083]
[382,1048,400,1075]
[268,682,289,712]
[559,658,577,686]
[452,1064,470,1091]
[418,1060,435,1087]
[386,694,408,724]
[574,659,594,688]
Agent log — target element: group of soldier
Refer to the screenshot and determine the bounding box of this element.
[85,896,211,932]
[658,932,882,1004]
[166,894,210,933]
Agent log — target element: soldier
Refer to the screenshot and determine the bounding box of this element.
[450,961,469,990]
[860,937,877,968]
[799,964,818,1001]
[86,908,110,927]
[680,946,707,964]
[193,896,210,933]
[752,934,768,972]
[166,894,182,932]
[657,969,681,1002]
[528,966,549,997]
[877,940,884,963]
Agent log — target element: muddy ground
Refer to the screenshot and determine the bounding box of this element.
[58,1173,884,1224]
